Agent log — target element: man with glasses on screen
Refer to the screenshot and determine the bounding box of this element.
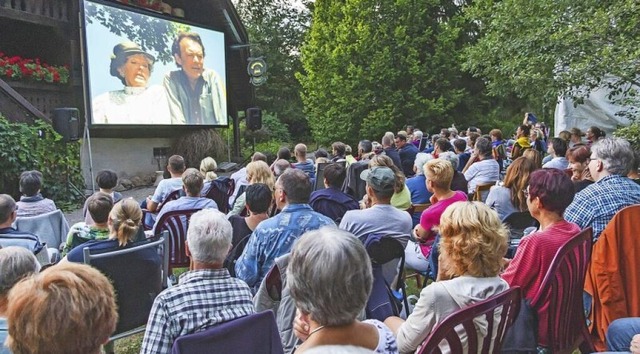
[164,32,226,125]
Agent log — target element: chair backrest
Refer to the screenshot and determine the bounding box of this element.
[224,233,252,277]
[83,236,165,339]
[407,203,431,216]
[502,211,539,239]
[204,177,235,213]
[153,209,201,270]
[171,310,284,354]
[157,189,185,213]
[14,209,69,249]
[365,234,407,321]
[342,161,368,201]
[530,227,593,352]
[417,286,522,354]
[314,162,328,191]
[473,183,494,202]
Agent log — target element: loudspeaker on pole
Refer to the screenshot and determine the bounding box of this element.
[52,108,80,143]
[246,107,262,131]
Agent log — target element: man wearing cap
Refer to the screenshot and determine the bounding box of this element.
[396,131,419,177]
[339,166,412,247]
[569,127,586,147]
[235,169,334,292]
[164,32,226,125]
[92,41,171,125]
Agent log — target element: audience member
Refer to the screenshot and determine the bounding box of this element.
[199,156,218,181]
[566,145,594,193]
[6,262,117,354]
[490,129,507,171]
[315,148,329,160]
[605,317,640,352]
[229,152,267,208]
[357,140,376,161]
[406,159,467,273]
[345,145,357,165]
[396,131,418,177]
[382,134,402,170]
[15,170,56,217]
[228,183,272,249]
[229,160,275,216]
[465,132,480,154]
[511,124,531,159]
[438,151,468,194]
[274,159,293,178]
[630,148,640,185]
[542,137,569,170]
[453,139,469,172]
[144,154,185,213]
[440,128,451,140]
[331,142,347,162]
[151,168,217,235]
[0,194,46,260]
[530,128,547,155]
[82,169,122,225]
[463,137,500,195]
[236,169,334,291]
[141,209,254,354]
[411,130,423,148]
[523,148,543,169]
[565,138,640,240]
[291,228,398,353]
[502,168,579,347]
[448,126,459,141]
[486,157,536,220]
[309,163,359,223]
[294,143,316,179]
[63,192,112,256]
[339,166,411,247]
[0,247,40,352]
[369,155,411,210]
[586,126,606,145]
[406,153,433,225]
[569,127,586,147]
[386,202,509,353]
[432,138,452,158]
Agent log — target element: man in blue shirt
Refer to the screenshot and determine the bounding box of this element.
[235,169,334,291]
[396,131,419,177]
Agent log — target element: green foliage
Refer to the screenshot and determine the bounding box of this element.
[241,111,291,158]
[614,122,640,149]
[464,0,640,110]
[0,116,84,210]
[236,0,311,139]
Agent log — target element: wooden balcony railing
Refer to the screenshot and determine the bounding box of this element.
[0,0,70,26]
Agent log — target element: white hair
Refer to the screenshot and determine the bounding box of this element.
[0,246,40,296]
[414,153,434,175]
[591,138,634,176]
[186,209,233,264]
[438,151,460,171]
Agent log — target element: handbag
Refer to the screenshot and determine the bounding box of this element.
[501,298,538,353]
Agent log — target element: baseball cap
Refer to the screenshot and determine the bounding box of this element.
[360,167,395,193]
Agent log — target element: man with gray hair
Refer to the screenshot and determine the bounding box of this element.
[565,138,640,240]
[141,209,254,354]
[236,169,334,291]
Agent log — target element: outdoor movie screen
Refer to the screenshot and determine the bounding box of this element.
[81,0,227,127]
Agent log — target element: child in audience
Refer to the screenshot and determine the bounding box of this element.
[62,192,113,256]
[82,169,122,225]
[15,170,57,217]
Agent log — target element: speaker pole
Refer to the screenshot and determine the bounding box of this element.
[82,114,95,193]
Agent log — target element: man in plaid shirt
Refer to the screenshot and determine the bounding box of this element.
[141,209,254,353]
[565,138,640,241]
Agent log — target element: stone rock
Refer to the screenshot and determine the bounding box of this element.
[143,174,154,186]
[120,178,133,189]
[131,176,144,187]
[113,183,126,192]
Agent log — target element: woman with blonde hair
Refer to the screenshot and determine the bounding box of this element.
[199,156,218,181]
[228,160,275,216]
[485,157,538,220]
[386,202,509,353]
[368,154,411,210]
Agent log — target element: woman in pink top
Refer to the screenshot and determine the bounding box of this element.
[501,168,579,348]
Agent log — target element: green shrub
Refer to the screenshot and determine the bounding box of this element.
[613,122,640,149]
[0,115,84,210]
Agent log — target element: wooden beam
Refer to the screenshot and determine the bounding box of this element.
[0,78,49,122]
[0,7,69,29]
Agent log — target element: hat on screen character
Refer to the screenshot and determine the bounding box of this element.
[109,42,156,78]
[360,167,395,194]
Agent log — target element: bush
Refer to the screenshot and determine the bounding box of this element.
[613,122,640,149]
[0,115,84,210]
[172,129,228,168]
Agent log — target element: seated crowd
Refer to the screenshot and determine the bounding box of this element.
[3,117,640,354]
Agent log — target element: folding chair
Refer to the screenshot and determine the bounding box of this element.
[171,311,284,354]
[473,183,494,203]
[83,235,167,341]
[142,189,185,230]
[152,209,201,273]
[417,286,522,354]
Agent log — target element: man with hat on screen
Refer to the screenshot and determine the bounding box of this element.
[92,41,171,124]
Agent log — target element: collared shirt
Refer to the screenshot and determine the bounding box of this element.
[464,157,500,194]
[164,69,226,125]
[235,204,334,289]
[140,268,254,354]
[565,174,640,240]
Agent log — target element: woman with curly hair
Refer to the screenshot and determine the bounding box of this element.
[228,160,275,216]
[485,157,538,220]
[385,201,510,353]
[368,154,411,210]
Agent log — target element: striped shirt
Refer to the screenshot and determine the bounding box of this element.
[140,268,254,354]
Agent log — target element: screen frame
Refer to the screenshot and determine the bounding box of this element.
[79,0,229,130]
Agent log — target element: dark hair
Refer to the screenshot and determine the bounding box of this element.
[474,137,492,157]
[95,169,118,190]
[566,145,591,164]
[245,183,272,214]
[279,169,312,204]
[182,168,204,196]
[87,192,113,224]
[331,142,346,157]
[358,140,373,154]
[19,170,43,197]
[550,137,568,157]
[519,125,531,136]
[489,129,503,141]
[277,147,292,161]
[440,128,451,139]
[435,138,452,153]
[467,126,479,133]
[453,139,467,153]
[251,152,267,162]
[528,169,574,215]
[589,126,606,139]
[633,148,640,172]
[168,155,185,173]
[467,132,480,150]
[171,32,206,66]
[323,163,346,189]
[315,148,329,159]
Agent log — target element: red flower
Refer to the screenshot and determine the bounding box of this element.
[6,68,13,77]
[53,71,60,82]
